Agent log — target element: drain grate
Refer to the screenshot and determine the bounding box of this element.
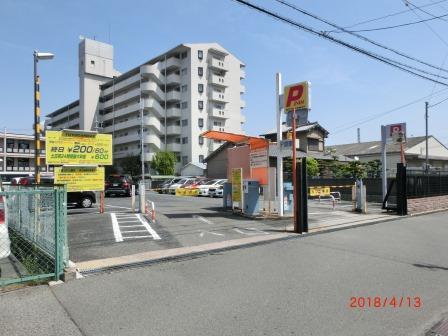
[427,318,448,336]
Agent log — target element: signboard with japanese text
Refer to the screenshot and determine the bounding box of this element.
[385,123,406,144]
[54,166,105,192]
[45,131,112,165]
[309,186,331,197]
[284,81,310,112]
[231,168,243,203]
[249,148,268,168]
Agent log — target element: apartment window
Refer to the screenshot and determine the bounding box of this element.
[175,137,181,144]
[181,51,187,59]
[213,121,222,126]
[198,100,203,110]
[199,155,204,163]
[198,67,203,76]
[198,84,204,93]
[198,50,203,60]
[198,118,204,128]
[18,158,29,168]
[182,156,188,165]
[176,155,181,162]
[175,120,181,126]
[181,102,188,109]
[182,119,188,126]
[181,68,187,76]
[182,137,188,144]
[90,60,95,65]
[198,136,204,145]
[181,85,188,92]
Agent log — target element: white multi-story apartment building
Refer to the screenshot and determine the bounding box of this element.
[46,38,246,173]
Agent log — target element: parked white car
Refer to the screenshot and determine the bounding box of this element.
[0,196,11,259]
[197,179,227,196]
[208,180,227,198]
[168,178,196,194]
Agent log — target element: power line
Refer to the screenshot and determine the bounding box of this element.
[341,0,448,29]
[273,0,448,77]
[331,88,448,134]
[429,95,448,107]
[329,12,448,33]
[405,0,448,22]
[233,0,448,86]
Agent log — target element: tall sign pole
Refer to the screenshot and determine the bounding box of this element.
[276,73,283,217]
[34,51,41,184]
[381,125,387,206]
[291,109,297,231]
[425,101,429,172]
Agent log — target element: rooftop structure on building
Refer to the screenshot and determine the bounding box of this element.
[46,38,246,173]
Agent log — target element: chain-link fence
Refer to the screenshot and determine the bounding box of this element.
[0,185,67,286]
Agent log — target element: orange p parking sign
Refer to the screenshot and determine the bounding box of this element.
[284,81,310,111]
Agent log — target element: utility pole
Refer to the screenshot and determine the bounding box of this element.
[425,101,429,172]
[357,128,361,143]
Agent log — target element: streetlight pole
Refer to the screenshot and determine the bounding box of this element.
[33,50,54,184]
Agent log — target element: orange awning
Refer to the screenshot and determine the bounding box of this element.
[201,130,268,149]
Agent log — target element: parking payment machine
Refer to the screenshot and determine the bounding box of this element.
[243,179,260,216]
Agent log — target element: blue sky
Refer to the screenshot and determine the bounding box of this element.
[1,0,447,146]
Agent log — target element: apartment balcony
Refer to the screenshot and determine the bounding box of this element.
[102,73,141,96]
[166,125,181,135]
[113,133,140,146]
[208,57,228,72]
[143,98,164,119]
[141,81,165,102]
[208,107,228,119]
[144,134,162,150]
[241,100,246,108]
[166,143,182,152]
[209,91,227,103]
[103,115,164,136]
[141,64,164,85]
[162,57,181,71]
[240,69,246,79]
[102,103,140,121]
[209,74,227,87]
[166,90,181,102]
[240,84,245,94]
[102,88,140,109]
[166,107,181,118]
[166,73,180,85]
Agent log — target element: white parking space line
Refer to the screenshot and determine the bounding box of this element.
[192,215,214,225]
[110,213,123,242]
[120,225,145,228]
[137,214,161,240]
[121,230,149,233]
[105,205,132,210]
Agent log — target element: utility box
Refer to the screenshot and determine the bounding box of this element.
[243,179,260,216]
[283,182,294,215]
[223,182,232,209]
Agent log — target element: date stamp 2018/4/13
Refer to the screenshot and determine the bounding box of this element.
[349,296,422,309]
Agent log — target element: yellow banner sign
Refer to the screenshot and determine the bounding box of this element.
[55,167,105,192]
[231,168,242,202]
[309,186,331,197]
[46,131,112,165]
[284,81,310,111]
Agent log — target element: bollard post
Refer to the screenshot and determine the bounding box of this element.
[99,191,105,214]
[139,181,145,213]
[131,184,135,213]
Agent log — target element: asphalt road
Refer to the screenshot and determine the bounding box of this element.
[67,192,390,263]
[4,211,447,336]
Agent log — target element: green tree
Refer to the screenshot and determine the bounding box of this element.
[306,157,320,177]
[151,151,176,175]
[342,160,367,179]
[121,155,142,177]
[365,159,382,178]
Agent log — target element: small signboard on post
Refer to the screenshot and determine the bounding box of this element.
[54,166,105,192]
[385,123,406,144]
[231,168,243,205]
[284,81,310,111]
[249,148,268,168]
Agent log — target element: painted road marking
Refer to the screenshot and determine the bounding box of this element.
[111,213,161,242]
[111,213,123,242]
[233,228,269,236]
[199,231,225,237]
[192,215,214,225]
[105,205,133,210]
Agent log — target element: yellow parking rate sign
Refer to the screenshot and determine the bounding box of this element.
[54,166,105,192]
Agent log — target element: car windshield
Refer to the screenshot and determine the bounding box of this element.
[108,177,124,183]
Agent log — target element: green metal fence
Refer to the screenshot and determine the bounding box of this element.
[0,185,67,286]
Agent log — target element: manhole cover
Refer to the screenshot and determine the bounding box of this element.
[427,318,448,336]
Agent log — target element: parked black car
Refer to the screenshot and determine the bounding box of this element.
[17,177,96,208]
[105,175,136,197]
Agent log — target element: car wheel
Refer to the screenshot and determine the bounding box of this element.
[79,197,93,208]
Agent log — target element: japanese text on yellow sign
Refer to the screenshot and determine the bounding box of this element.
[284,81,310,111]
[309,187,331,197]
[46,131,112,165]
[231,168,243,202]
[55,167,105,192]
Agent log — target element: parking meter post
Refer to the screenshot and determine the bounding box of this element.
[139,182,145,213]
[131,184,135,213]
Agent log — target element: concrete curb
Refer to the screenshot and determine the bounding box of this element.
[76,214,404,277]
